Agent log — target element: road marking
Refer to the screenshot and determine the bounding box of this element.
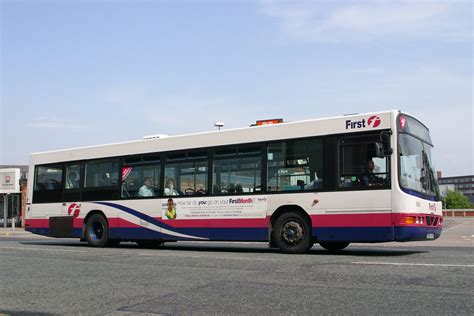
[351,261,474,268]
[0,246,87,253]
[442,221,471,233]
[138,252,279,261]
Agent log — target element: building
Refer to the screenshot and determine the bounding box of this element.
[0,165,28,227]
[438,173,474,204]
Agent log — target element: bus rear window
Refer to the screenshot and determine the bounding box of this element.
[33,164,63,203]
[35,165,63,191]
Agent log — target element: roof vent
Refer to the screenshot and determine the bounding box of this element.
[142,134,169,140]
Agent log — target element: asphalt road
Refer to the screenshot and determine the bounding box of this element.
[0,218,473,315]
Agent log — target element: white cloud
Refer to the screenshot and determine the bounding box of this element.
[27,118,89,130]
[260,0,472,42]
[324,3,446,32]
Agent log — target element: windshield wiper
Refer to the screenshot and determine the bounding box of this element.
[422,150,440,200]
[421,150,431,192]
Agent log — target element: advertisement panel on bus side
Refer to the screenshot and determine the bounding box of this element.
[162,196,268,220]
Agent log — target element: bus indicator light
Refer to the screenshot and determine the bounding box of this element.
[403,216,416,225]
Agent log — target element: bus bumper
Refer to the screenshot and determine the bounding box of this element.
[25,217,82,238]
[394,226,442,241]
[394,214,443,241]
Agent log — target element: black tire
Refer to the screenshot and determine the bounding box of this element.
[136,240,163,248]
[319,242,350,252]
[272,212,312,254]
[84,213,110,247]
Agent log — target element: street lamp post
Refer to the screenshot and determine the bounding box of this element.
[214,122,224,131]
[3,193,8,228]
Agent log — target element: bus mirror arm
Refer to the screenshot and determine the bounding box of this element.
[374,142,385,158]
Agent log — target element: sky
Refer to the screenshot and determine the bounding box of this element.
[0,0,472,176]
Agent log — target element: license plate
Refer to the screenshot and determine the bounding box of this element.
[426,233,435,240]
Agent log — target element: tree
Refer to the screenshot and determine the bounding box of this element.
[443,190,472,209]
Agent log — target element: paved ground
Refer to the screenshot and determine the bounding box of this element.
[0,218,472,315]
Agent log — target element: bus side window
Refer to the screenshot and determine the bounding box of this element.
[63,163,83,202]
[338,136,390,189]
[165,152,208,196]
[82,159,120,201]
[212,147,261,195]
[121,157,161,199]
[267,138,323,192]
[65,164,81,189]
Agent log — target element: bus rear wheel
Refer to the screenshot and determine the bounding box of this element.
[273,212,312,254]
[84,213,110,247]
[319,242,350,252]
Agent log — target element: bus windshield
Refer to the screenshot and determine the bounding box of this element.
[398,115,440,200]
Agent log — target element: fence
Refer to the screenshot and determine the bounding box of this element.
[442,209,474,217]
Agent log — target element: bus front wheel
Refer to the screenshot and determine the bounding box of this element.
[273,212,312,254]
[84,213,110,247]
[319,242,350,252]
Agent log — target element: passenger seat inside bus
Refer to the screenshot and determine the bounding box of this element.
[235,184,243,193]
[121,182,131,198]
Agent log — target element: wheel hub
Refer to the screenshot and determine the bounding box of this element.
[89,221,104,241]
[281,220,304,245]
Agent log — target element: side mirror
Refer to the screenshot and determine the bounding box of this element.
[380,131,393,156]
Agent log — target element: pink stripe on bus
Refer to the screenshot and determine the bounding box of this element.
[108,217,271,228]
[25,212,442,230]
[311,213,393,227]
[25,219,49,228]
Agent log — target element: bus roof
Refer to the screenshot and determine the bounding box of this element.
[30,110,402,165]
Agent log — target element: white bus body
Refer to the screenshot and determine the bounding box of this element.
[25,110,442,253]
